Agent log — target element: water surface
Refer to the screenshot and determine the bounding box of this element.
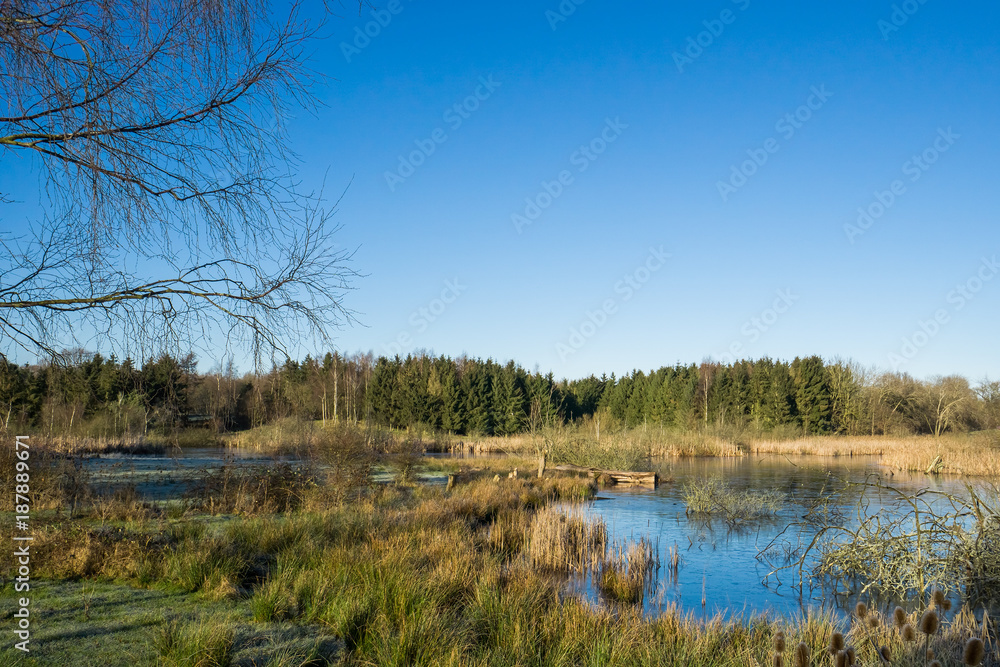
[576,455,984,620]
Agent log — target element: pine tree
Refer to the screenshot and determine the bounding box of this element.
[791,356,832,433]
[463,362,492,436]
[492,364,524,436]
[763,361,795,427]
[439,361,465,433]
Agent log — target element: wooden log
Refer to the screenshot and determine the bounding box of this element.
[550,464,658,488]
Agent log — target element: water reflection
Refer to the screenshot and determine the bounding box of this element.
[576,455,990,620]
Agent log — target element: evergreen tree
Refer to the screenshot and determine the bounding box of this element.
[791,356,832,433]
[463,361,492,435]
[492,363,524,436]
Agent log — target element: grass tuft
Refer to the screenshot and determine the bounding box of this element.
[683,478,783,523]
[152,618,235,667]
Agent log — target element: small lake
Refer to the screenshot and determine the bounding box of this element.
[574,455,991,620]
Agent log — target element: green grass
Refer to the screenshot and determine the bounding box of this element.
[0,580,339,667]
[152,617,236,666]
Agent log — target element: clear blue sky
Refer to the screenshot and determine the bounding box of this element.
[10,1,1000,382]
[298,0,999,382]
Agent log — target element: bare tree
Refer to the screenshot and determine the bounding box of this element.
[911,375,974,437]
[975,378,1000,430]
[1,0,359,363]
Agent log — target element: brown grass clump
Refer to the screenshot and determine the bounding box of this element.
[188,461,316,515]
[597,538,659,605]
[525,506,607,573]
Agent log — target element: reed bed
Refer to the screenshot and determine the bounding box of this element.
[598,538,660,604]
[448,427,1000,477]
[10,432,170,455]
[26,418,1000,478]
[525,506,608,573]
[877,432,1000,477]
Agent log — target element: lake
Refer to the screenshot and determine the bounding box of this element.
[573,454,989,620]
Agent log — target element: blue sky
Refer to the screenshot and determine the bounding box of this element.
[6,1,1000,381]
[294,0,999,382]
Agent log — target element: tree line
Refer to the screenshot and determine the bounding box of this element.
[1,351,997,439]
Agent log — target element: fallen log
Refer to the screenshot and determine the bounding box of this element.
[550,464,658,488]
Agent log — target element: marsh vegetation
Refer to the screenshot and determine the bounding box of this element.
[2,424,998,665]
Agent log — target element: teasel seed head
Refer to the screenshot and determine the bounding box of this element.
[963,637,985,666]
[829,631,845,654]
[932,588,946,608]
[772,652,784,667]
[920,608,940,635]
[845,647,856,665]
[927,648,935,661]
[794,641,810,667]
[773,631,786,653]
[901,624,916,642]
[834,650,847,667]
[867,615,880,629]
[855,601,868,619]
[879,645,891,662]
[942,598,952,612]
[929,661,942,667]
[893,606,907,628]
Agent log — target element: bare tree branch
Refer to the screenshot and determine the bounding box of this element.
[1,1,361,364]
